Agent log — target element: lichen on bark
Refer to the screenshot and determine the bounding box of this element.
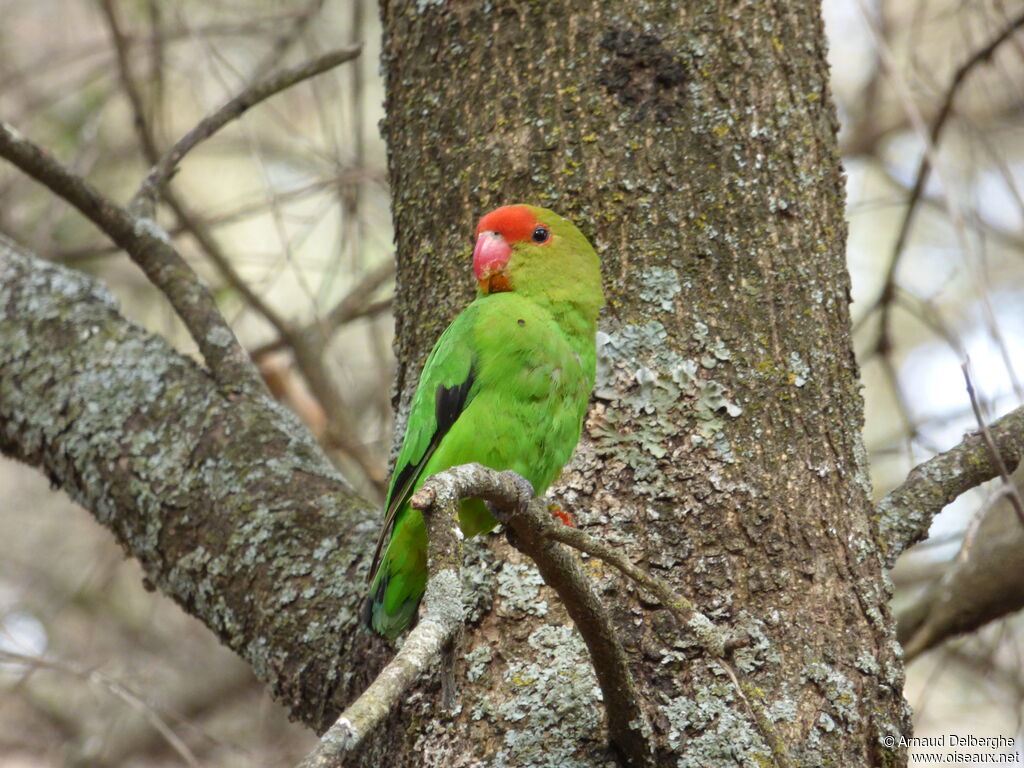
[0,234,388,732]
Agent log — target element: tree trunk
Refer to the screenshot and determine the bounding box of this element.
[379,0,909,765]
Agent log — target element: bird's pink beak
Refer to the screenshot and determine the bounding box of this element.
[473,231,512,293]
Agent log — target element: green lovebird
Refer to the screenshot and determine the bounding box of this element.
[363,204,604,640]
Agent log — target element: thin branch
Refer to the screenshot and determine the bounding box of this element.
[250,298,393,360]
[97,13,379,487]
[544,518,733,657]
[103,0,292,393]
[251,0,328,79]
[525,505,791,768]
[132,44,362,211]
[962,363,1024,527]
[250,260,396,361]
[485,472,655,768]
[323,261,395,330]
[875,403,1024,568]
[296,467,467,766]
[0,121,263,392]
[54,174,375,263]
[0,650,200,768]
[865,8,1024,357]
[142,44,382,490]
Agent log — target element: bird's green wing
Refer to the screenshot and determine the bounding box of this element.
[365,304,479,584]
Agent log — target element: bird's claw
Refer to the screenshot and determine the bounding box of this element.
[549,505,575,527]
[496,470,534,520]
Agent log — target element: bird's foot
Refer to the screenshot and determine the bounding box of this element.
[549,505,575,527]
[495,470,534,521]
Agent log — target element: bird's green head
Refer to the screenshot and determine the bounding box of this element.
[473,204,604,319]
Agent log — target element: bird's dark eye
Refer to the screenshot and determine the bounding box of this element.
[532,226,549,244]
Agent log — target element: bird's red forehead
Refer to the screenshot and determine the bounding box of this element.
[475,205,538,243]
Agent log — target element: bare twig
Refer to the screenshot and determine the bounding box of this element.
[250,260,395,361]
[99,0,161,162]
[962,363,1024,527]
[296,467,467,766]
[54,172,374,263]
[251,0,328,79]
[863,8,1024,358]
[544,519,732,656]
[875,403,1024,568]
[249,297,393,360]
[0,650,200,768]
[132,44,362,211]
[0,121,263,392]
[324,261,395,329]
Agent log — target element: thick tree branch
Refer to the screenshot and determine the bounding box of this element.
[0,235,383,730]
[896,459,1024,662]
[0,123,262,393]
[875,404,1024,568]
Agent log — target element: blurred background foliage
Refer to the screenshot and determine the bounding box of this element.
[0,0,1022,764]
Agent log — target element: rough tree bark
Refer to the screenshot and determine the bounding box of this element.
[0,235,388,732]
[377,0,909,765]
[0,0,928,766]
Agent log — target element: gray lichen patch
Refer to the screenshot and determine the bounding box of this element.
[461,536,500,624]
[492,624,606,768]
[590,320,742,500]
[495,562,548,617]
[661,671,771,766]
[637,265,682,312]
[803,661,858,726]
[465,644,493,682]
[788,351,810,388]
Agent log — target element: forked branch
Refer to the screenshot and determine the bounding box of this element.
[298,463,654,768]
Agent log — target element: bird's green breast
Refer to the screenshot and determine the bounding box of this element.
[415,292,595,531]
[367,287,599,638]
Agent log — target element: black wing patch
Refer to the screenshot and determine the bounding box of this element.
[366,364,476,584]
[435,370,476,440]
